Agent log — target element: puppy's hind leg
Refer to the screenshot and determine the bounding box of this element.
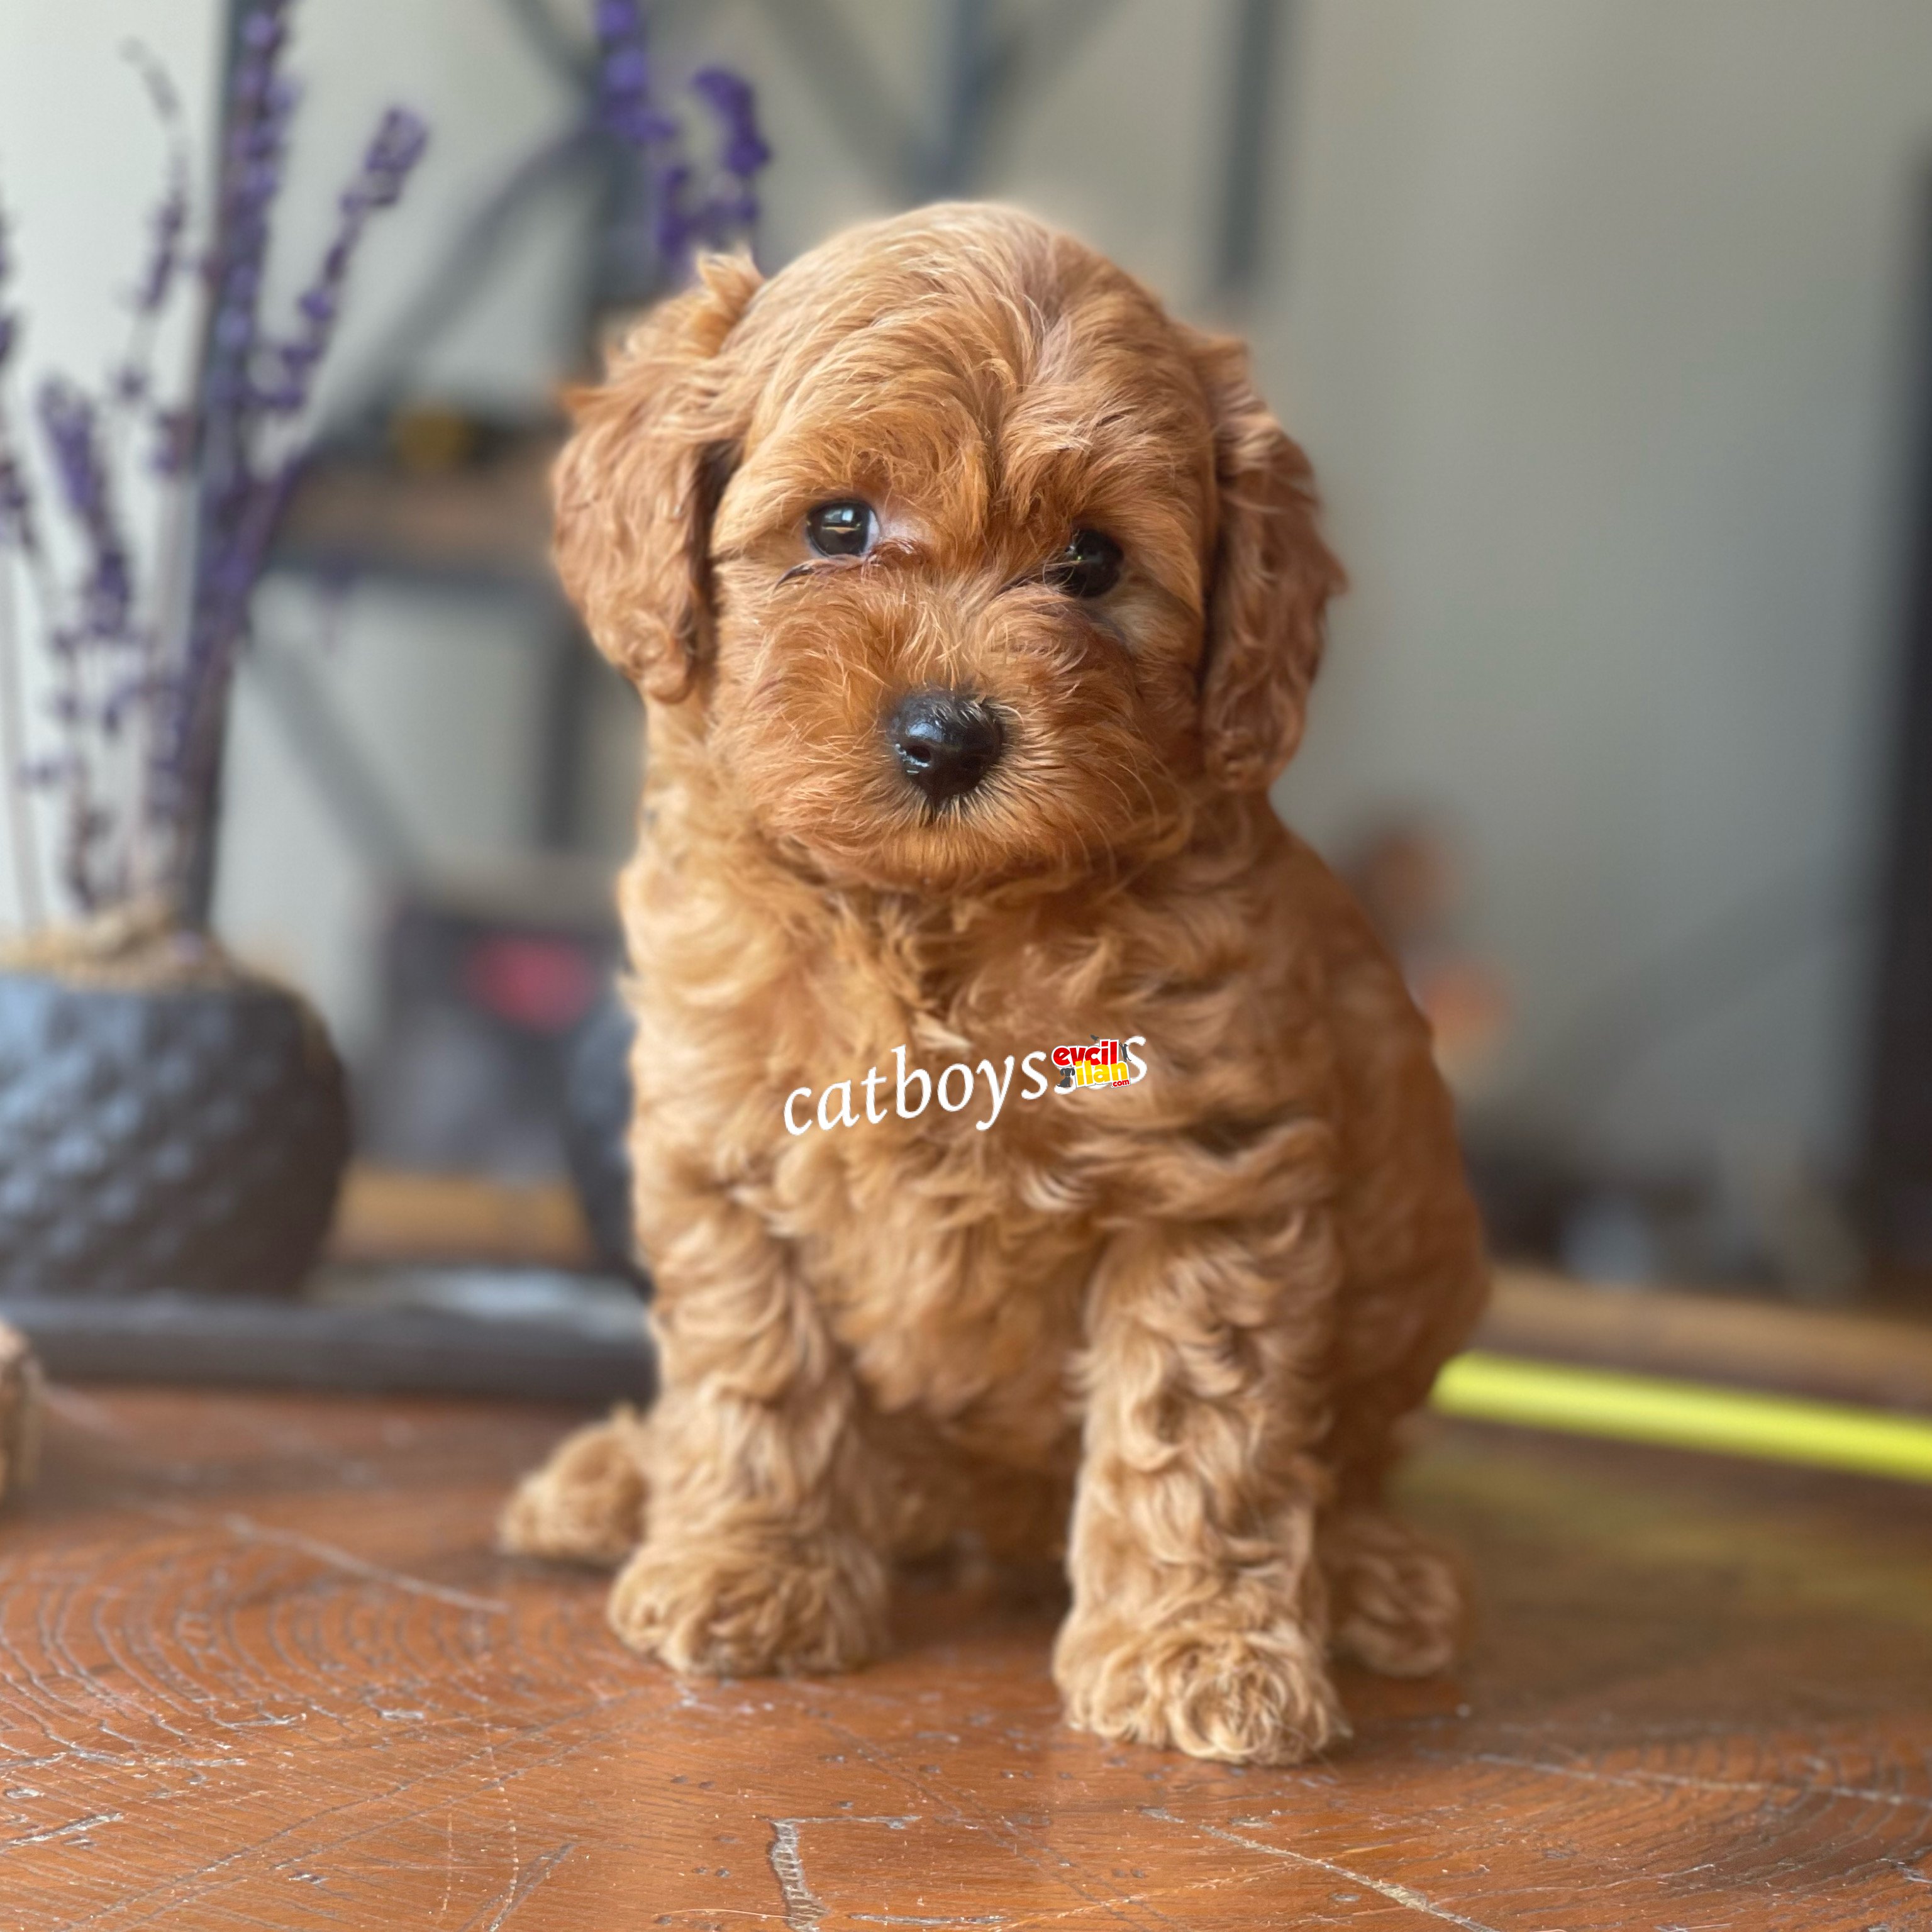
[1319,1503,1467,1678]
[1318,1408,1467,1679]
[499,1406,652,1568]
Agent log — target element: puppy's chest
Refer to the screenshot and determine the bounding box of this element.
[639,872,1137,1460]
[776,958,1107,1460]
[794,1096,1098,1465]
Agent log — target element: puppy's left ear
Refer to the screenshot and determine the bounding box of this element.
[552,253,762,702]
[1191,333,1346,791]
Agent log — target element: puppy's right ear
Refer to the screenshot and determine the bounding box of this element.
[552,253,761,702]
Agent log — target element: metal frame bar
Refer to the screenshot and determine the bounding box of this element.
[751,0,1129,202]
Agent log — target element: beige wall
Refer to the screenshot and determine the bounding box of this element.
[1265,1,1932,1179]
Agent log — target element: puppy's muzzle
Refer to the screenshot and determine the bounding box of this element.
[888,690,1005,806]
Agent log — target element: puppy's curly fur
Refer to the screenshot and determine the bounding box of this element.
[503,204,1489,1766]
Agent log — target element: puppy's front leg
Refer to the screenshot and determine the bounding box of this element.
[1053,1218,1346,1765]
[608,1190,888,1677]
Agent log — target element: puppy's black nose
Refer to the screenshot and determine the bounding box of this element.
[888,690,1005,804]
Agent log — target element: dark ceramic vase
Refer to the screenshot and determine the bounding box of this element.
[0,969,351,1296]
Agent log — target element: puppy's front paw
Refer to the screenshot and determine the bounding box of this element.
[608,1531,887,1677]
[1053,1610,1347,1765]
[497,1408,650,1568]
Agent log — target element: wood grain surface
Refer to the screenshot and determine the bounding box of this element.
[0,1385,1927,1929]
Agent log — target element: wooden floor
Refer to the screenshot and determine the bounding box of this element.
[0,1387,1928,1930]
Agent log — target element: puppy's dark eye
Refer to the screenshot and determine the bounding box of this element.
[1045,528,1123,599]
[805,499,877,558]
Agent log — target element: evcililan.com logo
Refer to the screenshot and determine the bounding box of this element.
[784,1037,1149,1136]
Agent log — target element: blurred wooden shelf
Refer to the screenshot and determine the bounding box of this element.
[1481,1266,1932,1414]
[270,428,563,592]
[326,1162,597,1270]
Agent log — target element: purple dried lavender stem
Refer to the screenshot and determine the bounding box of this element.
[162,0,296,919]
[32,379,138,910]
[0,613,44,923]
[263,107,427,417]
[2,4,440,923]
[0,205,46,570]
[589,2,769,275]
[99,44,194,523]
[42,40,201,914]
[0,364,44,919]
[189,0,297,506]
[686,68,768,254]
[0,286,42,924]
[37,380,136,644]
[37,380,140,672]
[0,388,67,742]
[594,5,762,277]
[131,191,204,887]
[7,37,191,914]
[123,43,190,322]
[689,67,770,184]
[161,451,303,894]
[203,0,294,404]
[114,48,199,897]
[109,40,191,431]
[165,85,427,921]
[594,0,677,151]
[129,426,198,894]
[55,781,113,909]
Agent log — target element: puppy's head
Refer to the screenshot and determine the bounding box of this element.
[555,204,1342,890]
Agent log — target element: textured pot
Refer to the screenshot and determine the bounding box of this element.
[0,967,350,1296]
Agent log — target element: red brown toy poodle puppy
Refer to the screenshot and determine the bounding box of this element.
[502,203,1489,1767]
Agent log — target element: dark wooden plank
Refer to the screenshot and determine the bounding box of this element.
[0,1386,1926,1929]
[23,1260,1932,1421]
[0,1293,652,1402]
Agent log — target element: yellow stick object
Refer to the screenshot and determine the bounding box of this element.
[1432,1351,1932,1484]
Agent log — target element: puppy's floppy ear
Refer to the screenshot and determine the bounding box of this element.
[552,253,762,702]
[1191,332,1346,791]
